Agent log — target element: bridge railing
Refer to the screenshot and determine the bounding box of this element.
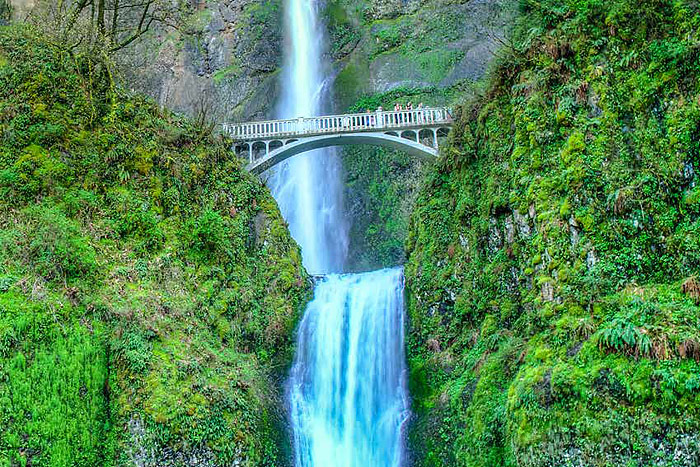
[222,107,452,141]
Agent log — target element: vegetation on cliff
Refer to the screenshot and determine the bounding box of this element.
[323,0,514,271]
[322,0,513,109]
[342,87,455,271]
[0,27,309,466]
[405,0,700,465]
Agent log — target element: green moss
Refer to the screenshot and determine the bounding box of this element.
[334,57,371,110]
[323,0,361,59]
[212,62,242,84]
[412,49,465,84]
[405,0,700,464]
[238,0,282,42]
[0,27,309,466]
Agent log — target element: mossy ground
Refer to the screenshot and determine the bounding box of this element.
[405,0,700,465]
[0,27,309,466]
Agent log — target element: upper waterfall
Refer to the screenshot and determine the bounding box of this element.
[266,0,348,275]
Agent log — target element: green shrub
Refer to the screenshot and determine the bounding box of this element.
[26,205,98,281]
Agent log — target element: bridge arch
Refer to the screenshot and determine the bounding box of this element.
[246,132,439,175]
[223,107,454,174]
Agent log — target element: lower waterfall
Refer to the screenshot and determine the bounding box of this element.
[288,268,409,466]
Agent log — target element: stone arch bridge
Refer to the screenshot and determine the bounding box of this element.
[222,108,453,175]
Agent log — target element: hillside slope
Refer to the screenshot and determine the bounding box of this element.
[405,1,700,465]
[0,28,309,466]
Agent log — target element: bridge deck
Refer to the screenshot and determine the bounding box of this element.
[222,107,452,142]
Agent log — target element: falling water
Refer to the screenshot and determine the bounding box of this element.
[265,0,410,464]
[266,0,347,274]
[289,269,409,466]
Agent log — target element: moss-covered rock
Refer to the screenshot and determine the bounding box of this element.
[0,27,309,466]
[405,0,700,465]
[324,0,516,110]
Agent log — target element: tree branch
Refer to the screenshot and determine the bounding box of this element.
[109,2,156,52]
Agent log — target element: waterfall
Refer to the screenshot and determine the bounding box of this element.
[266,0,347,275]
[264,0,410,464]
[289,268,409,466]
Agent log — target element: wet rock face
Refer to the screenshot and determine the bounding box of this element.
[111,0,514,125]
[118,0,284,123]
[514,209,531,237]
[8,0,34,20]
[329,0,517,108]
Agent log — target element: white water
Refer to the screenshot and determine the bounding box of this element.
[266,0,410,464]
[289,269,409,466]
[266,0,347,275]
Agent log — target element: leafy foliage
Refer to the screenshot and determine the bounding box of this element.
[405,0,700,465]
[0,27,309,466]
